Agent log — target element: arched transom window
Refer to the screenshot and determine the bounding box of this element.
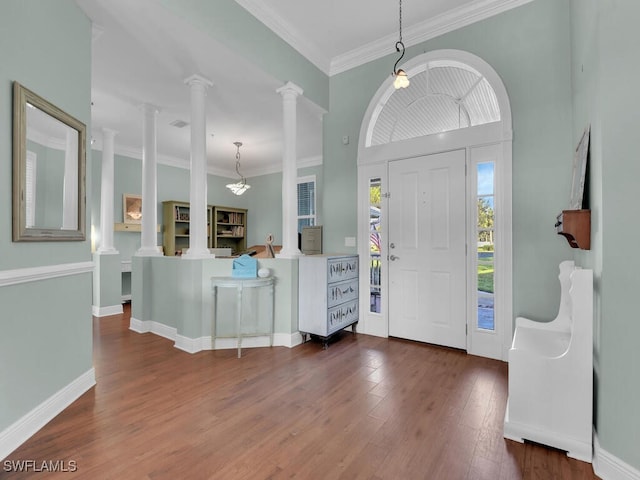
[367,60,501,146]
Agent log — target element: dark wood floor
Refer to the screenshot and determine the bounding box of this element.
[3,305,600,479]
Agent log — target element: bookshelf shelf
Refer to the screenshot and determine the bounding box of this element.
[213,206,247,254]
[162,201,247,256]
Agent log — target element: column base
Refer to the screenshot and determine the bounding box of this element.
[182,248,214,260]
[96,247,119,255]
[276,248,302,259]
[135,246,163,257]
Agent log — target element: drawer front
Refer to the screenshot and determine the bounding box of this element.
[327,299,359,335]
[327,278,359,309]
[327,256,358,283]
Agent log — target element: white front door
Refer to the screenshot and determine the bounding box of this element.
[388,149,467,349]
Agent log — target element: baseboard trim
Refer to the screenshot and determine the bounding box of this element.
[0,368,95,461]
[131,321,303,354]
[175,334,204,354]
[129,317,177,342]
[129,316,150,333]
[594,433,640,480]
[276,331,304,348]
[92,304,124,317]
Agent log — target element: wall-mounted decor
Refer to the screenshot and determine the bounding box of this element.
[12,81,87,241]
[569,126,590,210]
[123,194,142,224]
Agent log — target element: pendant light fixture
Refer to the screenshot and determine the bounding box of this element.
[392,0,410,89]
[226,141,251,195]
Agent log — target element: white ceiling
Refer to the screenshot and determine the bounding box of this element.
[76,0,530,177]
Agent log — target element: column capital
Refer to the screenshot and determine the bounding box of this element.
[102,127,118,138]
[276,81,303,98]
[184,74,214,88]
[139,103,161,115]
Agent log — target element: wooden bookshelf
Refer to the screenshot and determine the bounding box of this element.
[162,201,213,256]
[213,206,247,255]
[162,202,247,256]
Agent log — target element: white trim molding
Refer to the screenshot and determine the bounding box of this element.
[0,369,95,461]
[131,318,303,353]
[331,0,535,75]
[234,0,330,74]
[356,49,513,361]
[92,142,323,180]
[0,261,94,288]
[129,317,176,342]
[234,0,534,77]
[92,304,124,317]
[594,433,640,480]
[175,334,206,354]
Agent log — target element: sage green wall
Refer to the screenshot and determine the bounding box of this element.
[92,151,250,260]
[243,165,323,247]
[570,0,640,470]
[92,152,322,257]
[131,257,298,340]
[0,0,92,435]
[92,253,122,309]
[159,0,328,111]
[0,1,92,269]
[323,0,574,321]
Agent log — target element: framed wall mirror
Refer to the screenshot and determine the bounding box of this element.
[13,82,87,241]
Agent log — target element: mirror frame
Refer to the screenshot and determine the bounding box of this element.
[12,81,87,241]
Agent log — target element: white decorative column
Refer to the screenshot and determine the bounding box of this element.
[93,127,123,317]
[136,103,162,256]
[98,128,118,253]
[276,81,304,258]
[61,128,79,230]
[183,74,214,259]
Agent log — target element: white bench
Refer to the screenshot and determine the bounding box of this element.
[503,260,593,462]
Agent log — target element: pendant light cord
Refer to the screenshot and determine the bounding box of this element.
[398,0,403,44]
[234,143,246,186]
[393,0,406,75]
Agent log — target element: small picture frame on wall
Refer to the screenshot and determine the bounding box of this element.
[123,194,142,224]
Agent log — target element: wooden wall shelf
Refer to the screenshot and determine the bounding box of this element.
[114,223,159,232]
[555,210,591,250]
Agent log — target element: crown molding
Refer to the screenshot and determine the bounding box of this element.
[91,23,104,43]
[92,143,321,179]
[235,0,535,77]
[234,0,331,75]
[246,154,323,178]
[93,142,236,178]
[330,0,535,75]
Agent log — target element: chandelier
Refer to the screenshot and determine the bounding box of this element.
[225,141,251,195]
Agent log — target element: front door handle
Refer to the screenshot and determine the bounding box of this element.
[390,255,399,261]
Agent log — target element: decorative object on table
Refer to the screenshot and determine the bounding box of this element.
[232,254,257,278]
[123,194,142,224]
[265,233,275,258]
[258,268,270,278]
[225,141,251,195]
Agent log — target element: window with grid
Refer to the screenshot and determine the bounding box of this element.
[297,176,316,233]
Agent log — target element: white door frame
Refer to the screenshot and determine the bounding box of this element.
[356,49,513,361]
